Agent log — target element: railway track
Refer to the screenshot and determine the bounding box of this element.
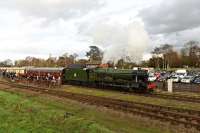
[62,82,200,103]
[142,93,200,103]
[79,85,200,103]
[4,79,200,103]
[0,81,200,130]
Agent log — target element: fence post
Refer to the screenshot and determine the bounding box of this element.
[167,79,173,93]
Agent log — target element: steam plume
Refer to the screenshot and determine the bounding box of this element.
[81,21,150,64]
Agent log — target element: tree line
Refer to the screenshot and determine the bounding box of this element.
[147,40,200,69]
[1,41,200,69]
[0,46,103,67]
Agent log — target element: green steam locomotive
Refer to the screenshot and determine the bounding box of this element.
[62,64,155,92]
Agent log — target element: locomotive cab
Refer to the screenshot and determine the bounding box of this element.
[132,70,156,92]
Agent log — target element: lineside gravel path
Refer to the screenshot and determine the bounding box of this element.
[0,81,200,130]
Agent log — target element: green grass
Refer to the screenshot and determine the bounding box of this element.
[61,85,200,111]
[0,90,171,133]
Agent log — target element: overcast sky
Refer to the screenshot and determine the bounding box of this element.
[0,0,200,61]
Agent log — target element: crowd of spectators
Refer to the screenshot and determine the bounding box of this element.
[0,70,61,88]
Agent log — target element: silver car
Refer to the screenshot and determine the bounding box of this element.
[181,76,194,83]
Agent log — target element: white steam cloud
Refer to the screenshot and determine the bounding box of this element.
[81,21,150,64]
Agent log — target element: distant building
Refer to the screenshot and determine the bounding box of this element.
[86,62,101,68]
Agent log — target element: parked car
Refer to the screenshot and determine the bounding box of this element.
[148,75,157,82]
[158,72,172,82]
[170,76,180,83]
[175,69,187,79]
[157,76,166,82]
[180,76,194,83]
[148,73,157,82]
[193,77,200,84]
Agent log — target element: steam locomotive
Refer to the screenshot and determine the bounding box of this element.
[62,64,155,92]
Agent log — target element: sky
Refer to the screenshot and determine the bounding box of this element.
[0,0,200,61]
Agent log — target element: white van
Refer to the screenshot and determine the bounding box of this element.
[175,69,187,79]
